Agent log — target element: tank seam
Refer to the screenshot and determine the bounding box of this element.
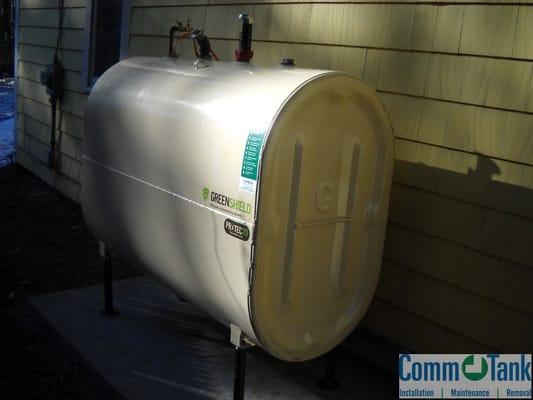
[82,155,251,226]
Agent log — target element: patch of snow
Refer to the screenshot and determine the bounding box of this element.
[0,78,15,167]
[0,118,15,167]
[0,78,14,122]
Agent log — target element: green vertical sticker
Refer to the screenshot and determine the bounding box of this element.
[239,129,265,193]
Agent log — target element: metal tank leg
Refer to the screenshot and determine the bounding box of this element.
[230,324,254,400]
[318,347,340,390]
[100,242,119,317]
[233,346,247,400]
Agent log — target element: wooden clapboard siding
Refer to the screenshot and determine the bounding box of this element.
[20,0,85,8]
[16,0,86,202]
[16,0,533,354]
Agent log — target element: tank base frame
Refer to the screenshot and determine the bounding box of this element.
[94,246,341,398]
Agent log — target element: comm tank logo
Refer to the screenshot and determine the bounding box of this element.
[399,354,532,398]
[462,355,489,381]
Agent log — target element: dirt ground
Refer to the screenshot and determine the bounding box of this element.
[0,165,139,399]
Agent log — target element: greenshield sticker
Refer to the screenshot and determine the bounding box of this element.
[201,187,252,217]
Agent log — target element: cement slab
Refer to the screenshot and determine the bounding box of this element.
[29,277,394,399]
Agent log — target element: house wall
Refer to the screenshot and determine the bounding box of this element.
[16,0,86,202]
[16,0,533,354]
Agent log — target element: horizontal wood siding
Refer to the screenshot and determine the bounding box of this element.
[16,0,86,201]
[17,0,533,353]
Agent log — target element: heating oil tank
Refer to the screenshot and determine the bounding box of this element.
[81,57,394,362]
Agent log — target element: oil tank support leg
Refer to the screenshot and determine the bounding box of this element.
[233,346,247,400]
[100,242,119,317]
[318,347,339,390]
[230,324,254,400]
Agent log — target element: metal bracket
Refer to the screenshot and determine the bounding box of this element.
[99,241,110,259]
[230,324,255,400]
[230,324,255,349]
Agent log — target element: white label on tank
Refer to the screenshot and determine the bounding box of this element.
[239,129,265,193]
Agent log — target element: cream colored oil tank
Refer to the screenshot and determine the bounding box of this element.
[81,56,394,361]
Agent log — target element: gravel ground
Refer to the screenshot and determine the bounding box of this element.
[0,165,139,399]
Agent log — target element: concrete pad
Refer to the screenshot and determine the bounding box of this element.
[29,277,394,399]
